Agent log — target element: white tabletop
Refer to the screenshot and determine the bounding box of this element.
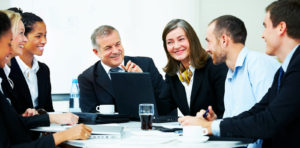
[51,122,246,148]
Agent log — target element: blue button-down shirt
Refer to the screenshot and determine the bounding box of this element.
[223,47,280,117]
[212,47,280,148]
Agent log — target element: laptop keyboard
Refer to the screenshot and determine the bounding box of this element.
[153,116,178,123]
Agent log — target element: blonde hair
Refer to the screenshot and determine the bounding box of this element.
[0,10,21,38]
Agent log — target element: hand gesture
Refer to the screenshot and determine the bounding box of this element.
[121,60,143,72]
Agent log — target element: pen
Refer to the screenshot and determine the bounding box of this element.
[203,109,209,118]
[175,130,183,136]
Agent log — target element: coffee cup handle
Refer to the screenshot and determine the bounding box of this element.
[203,128,208,135]
[96,106,100,112]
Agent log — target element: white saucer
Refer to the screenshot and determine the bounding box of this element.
[177,136,209,143]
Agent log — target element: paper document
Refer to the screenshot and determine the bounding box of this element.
[31,124,124,139]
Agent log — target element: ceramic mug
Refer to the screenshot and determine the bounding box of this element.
[95,104,115,114]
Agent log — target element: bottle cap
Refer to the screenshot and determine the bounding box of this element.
[72,79,78,83]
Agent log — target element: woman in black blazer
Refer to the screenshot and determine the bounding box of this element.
[157,19,227,117]
[0,11,91,148]
[0,9,41,116]
[9,10,54,114]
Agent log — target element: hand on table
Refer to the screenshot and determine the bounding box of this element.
[22,108,39,117]
[53,124,92,145]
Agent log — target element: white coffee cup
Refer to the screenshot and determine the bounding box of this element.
[95,105,115,114]
[182,126,208,138]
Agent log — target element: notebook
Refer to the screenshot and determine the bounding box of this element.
[31,124,124,139]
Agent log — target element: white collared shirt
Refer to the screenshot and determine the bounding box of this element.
[3,64,14,88]
[176,65,195,116]
[101,60,125,79]
[16,56,39,107]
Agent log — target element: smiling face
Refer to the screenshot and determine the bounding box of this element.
[0,30,12,68]
[165,27,190,63]
[262,12,281,56]
[94,30,124,67]
[23,21,47,56]
[11,20,27,56]
[205,22,226,65]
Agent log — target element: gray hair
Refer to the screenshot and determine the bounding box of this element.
[91,25,118,49]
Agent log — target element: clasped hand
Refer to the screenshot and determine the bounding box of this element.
[121,60,143,72]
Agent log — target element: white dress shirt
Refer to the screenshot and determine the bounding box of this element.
[176,65,195,116]
[16,56,39,107]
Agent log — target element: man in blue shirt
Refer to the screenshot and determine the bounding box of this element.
[179,1,300,147]
[206,15,279,148]
[205,15,280,118]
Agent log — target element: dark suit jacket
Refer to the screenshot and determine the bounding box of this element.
[220,46,300,148]
[0,68,16,106]
[9,58,54,114]
[78,56,165,113]
[157,58,227,117]
[0,91,55,148]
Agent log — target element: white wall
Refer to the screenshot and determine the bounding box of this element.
[2,0,274,93]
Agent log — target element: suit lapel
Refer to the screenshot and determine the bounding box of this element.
[172,76,190,115]
[124,56,129,66]
[36,62,43,106]
[286,46,300,72]
[10,58,33,108]
[95,61,116,98]
[190,68,204,109]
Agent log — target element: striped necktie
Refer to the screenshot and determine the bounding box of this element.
[109,67,122,73]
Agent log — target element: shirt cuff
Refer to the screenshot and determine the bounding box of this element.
[211,119,222,136]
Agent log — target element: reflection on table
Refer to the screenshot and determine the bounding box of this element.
[33,122,248,148]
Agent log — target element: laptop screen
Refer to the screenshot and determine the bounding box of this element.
[110,72,158,119]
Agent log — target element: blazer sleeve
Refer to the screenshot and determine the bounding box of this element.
[156,75,178,115]
[20,114,50,129]
[2,135,55,148]
[146,58,165,102]
[208,62,227,118]
[220,67,300,139]
[78,73,98,112]
[43,64,54,112]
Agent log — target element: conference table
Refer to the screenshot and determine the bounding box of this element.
[33,121,249,148]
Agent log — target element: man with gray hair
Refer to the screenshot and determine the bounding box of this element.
[78,25,165,113]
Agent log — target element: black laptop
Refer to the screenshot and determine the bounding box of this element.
[110,72,178,122]
[110,72,158,119]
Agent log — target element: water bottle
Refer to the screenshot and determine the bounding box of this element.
[69,79,81,112]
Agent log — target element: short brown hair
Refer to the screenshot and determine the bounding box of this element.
[209,15,247,44]
[162,19,209,76]
[266,0,300,39]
